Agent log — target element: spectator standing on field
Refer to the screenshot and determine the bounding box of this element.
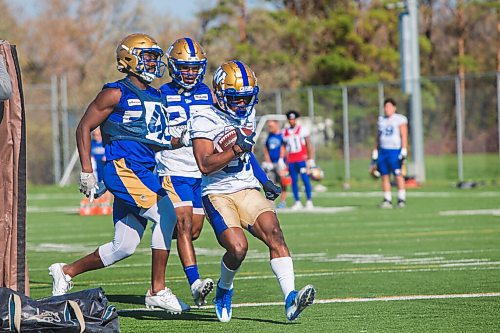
[90,127,106,182]
[371,98,408,208]
[262,120,288,208]
[280,110,315,210]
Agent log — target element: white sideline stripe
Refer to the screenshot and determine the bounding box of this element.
[90,266,500,287]
[313,292,500,304]
[277,206,355,214]
[29,194,83,200]
[313,191,500,198]
[118,292,500,313]
[439,209,500,216]
[28,206,78,213]
[27,205,355,214]
[27,191,500,202]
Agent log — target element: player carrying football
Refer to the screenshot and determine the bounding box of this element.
[190,60,315,323]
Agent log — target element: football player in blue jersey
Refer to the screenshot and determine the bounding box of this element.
[372,98,408,208]
[191,60,315,323]
[90,127,106,182]
[155,37,214,308]
[48,33,188,314]
[262,120,288,208]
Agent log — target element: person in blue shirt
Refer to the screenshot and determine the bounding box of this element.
[90,127,106,182]
[48,33,187,314]
[262,120,288,208]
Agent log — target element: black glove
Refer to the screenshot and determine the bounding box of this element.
[234,128,255,153]
[263,180,282,201]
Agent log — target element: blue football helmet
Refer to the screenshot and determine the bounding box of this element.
[166,37,207,89]
[212,60,259,119]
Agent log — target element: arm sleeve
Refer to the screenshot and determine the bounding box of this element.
[0,57,12,101]
[249,152,269,185]
[300,125,310,138]
[399,114,408,125]
[190,113,217,140]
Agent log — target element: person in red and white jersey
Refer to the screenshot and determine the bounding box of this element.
[279,110,315,210]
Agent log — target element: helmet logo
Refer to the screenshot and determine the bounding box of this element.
[213,67,227,90]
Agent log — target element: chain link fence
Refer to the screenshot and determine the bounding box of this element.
[256,72,500,186]
[24,72,500,186]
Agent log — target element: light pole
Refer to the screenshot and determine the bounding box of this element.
[397,0,426,182]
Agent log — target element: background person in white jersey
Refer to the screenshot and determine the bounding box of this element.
[156,37,214,310]
[372,98,408,208]
[190,60,315,323]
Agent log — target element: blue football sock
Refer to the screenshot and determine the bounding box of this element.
[184,265,200,286]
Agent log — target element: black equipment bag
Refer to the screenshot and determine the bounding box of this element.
[0,287,120,332]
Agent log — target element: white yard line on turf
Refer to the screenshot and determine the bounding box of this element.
[28,206,79,213]
[117,292,500,313]
[67,266,500,287]
[311,191,500,198]
[439,209,500,216]
[28,205,356,214]
[28,190,500,202]
[277,206,355,214]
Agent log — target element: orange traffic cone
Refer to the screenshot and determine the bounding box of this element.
[79,197,93,216]
[99,192,113,215]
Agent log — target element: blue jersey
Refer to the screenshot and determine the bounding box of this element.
[156,82,213,178]
[100,78,169,169]
[265,132,283,163]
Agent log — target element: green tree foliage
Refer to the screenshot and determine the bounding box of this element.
[200,1,409,89]
[2,0,498,183]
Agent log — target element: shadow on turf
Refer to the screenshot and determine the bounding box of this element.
[118,310,289,325]
[107,294,145,305]
[109,294,290,324]
[118,309,215,322]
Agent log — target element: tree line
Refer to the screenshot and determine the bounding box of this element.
[1,0,498,183]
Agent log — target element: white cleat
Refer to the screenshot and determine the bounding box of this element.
[291,201,303,210]
[48,263,73,296]
[145,288,184,314]
[379,200,393,209]
[305,200,314,210]
[192,278,214,307]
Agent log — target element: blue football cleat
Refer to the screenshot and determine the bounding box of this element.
[285,284,315,321]
[213,284,233,323]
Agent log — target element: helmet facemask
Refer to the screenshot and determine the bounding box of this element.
[216,86,259,119]
[168,59,207,89]
[131,48,166,83]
